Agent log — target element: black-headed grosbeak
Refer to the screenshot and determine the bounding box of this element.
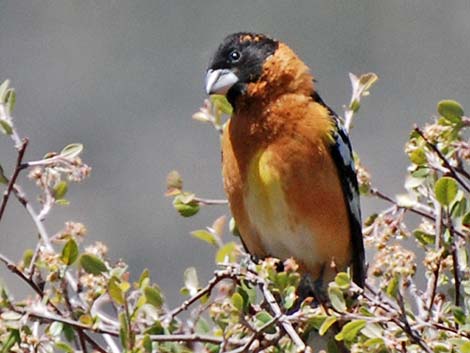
[205,32,365,290]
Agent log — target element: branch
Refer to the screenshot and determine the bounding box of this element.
[370,187,467,239]
[258,276,307,352]
[165,268,237,322]
[0,253,108,353]
[194,196,229,206]
[426,200,443,319]
[0,137,28,222]
[414,126,470,193]
[446,209,461,310]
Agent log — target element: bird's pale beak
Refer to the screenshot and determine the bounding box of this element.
[205,69,239,95]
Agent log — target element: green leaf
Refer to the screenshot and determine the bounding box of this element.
[55,342,74,353]
[4,89,16,115]
[0,119,13,135]
[144,286,164,308]
[61,239,79,266]
[173,194,200,217]
[364,337,384,348]
[462,212,470,228]
[0,164,8,184]
[119,312,129,348]
[48,321,63,336]
[328,285,346,312]
[334,272,351,290]
[56,199,70,206]
[215,241,237,264]
[386,275,399,298]
[53,181,68,200]
[0,79,10,103]
[409,148,427,165]
[79,254,107,275]
[229,217,240,236]
[319,316,337,336]
[191,229,217,246]
[60,143,83,159]
[1,312,21,321]
[195,317,211,334]
[349,99,360,113]
[138,268,150,289]
[413,230,435,246]
[144,322,164,335]
[0,329,20,353]
[237,281,256,309]
[22,248,34,268]
[412,167,430,178]
[435,177,458,206]
[283,286,296,309]
[143,334,152,353]
[453,306,466,325]
[255,311,276,334]
[231,292,244,311]
[438,100,464,124]
[361,323,383,338]
[335,320,366,342]
[108,277,125,305]
[62,324,75,342]
[183,267,199,296]
[460,342,470,353]
[79,314,93,326]
[210,95,233,115]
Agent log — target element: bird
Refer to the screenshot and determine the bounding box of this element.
[204,32,365,293]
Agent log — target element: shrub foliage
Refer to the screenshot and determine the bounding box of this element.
[1,76,470,353]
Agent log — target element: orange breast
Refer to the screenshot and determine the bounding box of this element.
[222,95,352,283]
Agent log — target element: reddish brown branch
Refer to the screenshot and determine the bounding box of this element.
[0,137,28,222]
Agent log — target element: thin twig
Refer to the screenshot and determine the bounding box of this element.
[0,137,28,222]
[259,279,306,352]
[396,289,433,353]
[414,126,470,192]
[370,187,467,239]
[0,253,109,352]
[194,197,228,206]
[426,200,443,319]
[166,268,236,321]
[446,209,461,310]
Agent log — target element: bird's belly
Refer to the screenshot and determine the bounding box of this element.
[244,149,320,269]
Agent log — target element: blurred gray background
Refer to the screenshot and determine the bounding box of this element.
[1,0,469,305]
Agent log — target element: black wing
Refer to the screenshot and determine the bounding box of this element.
[313,91,366,287]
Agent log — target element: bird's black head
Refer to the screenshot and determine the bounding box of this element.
[205,32,278,107]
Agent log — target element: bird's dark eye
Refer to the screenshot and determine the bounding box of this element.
[228,50,241,63]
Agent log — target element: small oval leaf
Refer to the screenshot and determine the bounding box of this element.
[61,239,79,266]
[144,286,163,308]
[4,89,16,115]
[328,285,346,312]
[79,254,107,275]
[54,181,69,200]
[335,320,366,342]
[435,177,458,206]
[60,143,83,159]
[319,316,337,336]
[438,100,464,123]
[183,267,199,296]
[108,277,125,305]
[0,119,13,135]
[191,229,217,246]
[173,195,200,217]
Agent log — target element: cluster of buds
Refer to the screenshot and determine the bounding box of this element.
[370,244,416,287]
[53,221,87,243]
